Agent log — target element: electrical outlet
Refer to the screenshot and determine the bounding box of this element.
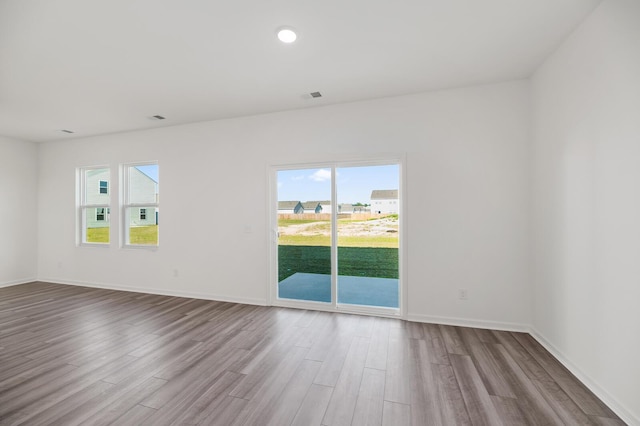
[458,289,468,300]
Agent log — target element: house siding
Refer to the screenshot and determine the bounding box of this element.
[370,189,399,214]
[85,169,110,228]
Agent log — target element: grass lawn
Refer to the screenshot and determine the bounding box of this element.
[129,225,159,245]
[278,234,330,246]
[278,245,398,282]
[86,225,158,244]
[86,227,109,243]
[278,216,399,281]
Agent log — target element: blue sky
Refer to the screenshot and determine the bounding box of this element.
[135,164,159,183]
[278,164,399,204]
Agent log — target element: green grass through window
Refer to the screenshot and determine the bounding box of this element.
[277,216,399,281]
[278,246,398,282]
[86,225,158,245]
[86,227,109,243]
[129,225,159,245]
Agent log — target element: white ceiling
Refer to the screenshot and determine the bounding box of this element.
[0,0,601,143]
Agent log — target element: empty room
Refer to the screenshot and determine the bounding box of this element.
[1,0,638,424]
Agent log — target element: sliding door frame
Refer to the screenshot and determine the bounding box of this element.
[267,154,407,319]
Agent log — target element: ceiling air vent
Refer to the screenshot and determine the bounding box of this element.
[150,115,166,120]
[310,92,322,98]
[61,129,74,133]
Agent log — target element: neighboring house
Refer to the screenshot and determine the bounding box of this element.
[338,203,369,214]
[338,203,354,214]
[306,200,332,214]
[129,167,158,226]
[85,167,158,229]
[370,189,399,214]
[301,202,322,214]
[85,168,111,229]
[278,201,303,214]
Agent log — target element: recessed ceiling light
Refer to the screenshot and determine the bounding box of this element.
[277,27,297,43]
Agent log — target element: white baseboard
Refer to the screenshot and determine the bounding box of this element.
[38,278,267,307]
[407,313,530,333]
[530,328,639,426]
[0,277,37,289]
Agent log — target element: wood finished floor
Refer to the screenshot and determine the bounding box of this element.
[0,282,625,426]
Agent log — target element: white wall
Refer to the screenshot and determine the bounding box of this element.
[532,0,640,423]
[0,136,38,286]
[37,80,531,328]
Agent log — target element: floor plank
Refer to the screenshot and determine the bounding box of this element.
[290,384,333,426]
[383,327,411,405]
[264,360,322,426]
[322,336,371,425]
[450,354,503,426]
[381,401,411,426]
[351,367,385,426]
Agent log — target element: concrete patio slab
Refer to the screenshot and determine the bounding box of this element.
[278,272,398,308]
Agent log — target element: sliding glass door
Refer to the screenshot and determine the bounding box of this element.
[274,162,400,313]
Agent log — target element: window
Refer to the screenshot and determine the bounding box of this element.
[96,208,109,221]
[78,167,110,244]
[123,163,159,246]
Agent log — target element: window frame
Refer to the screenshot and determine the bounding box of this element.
[77,166,111,246]
[121,161,159,249]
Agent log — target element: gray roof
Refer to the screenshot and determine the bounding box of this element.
[278,201,301,209]
[301,202,321,209]
[370,189,398,200]
[306,200,331,206]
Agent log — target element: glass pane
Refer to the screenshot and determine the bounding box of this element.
[277,168,331,303]
[84,207,109,243]
[84,168,109,204]
[129,164,159,204]
[127,207,159,245]
[336,165,399,308]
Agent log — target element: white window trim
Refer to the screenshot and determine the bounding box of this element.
[121,161,159,250]
[77,166,111,247]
